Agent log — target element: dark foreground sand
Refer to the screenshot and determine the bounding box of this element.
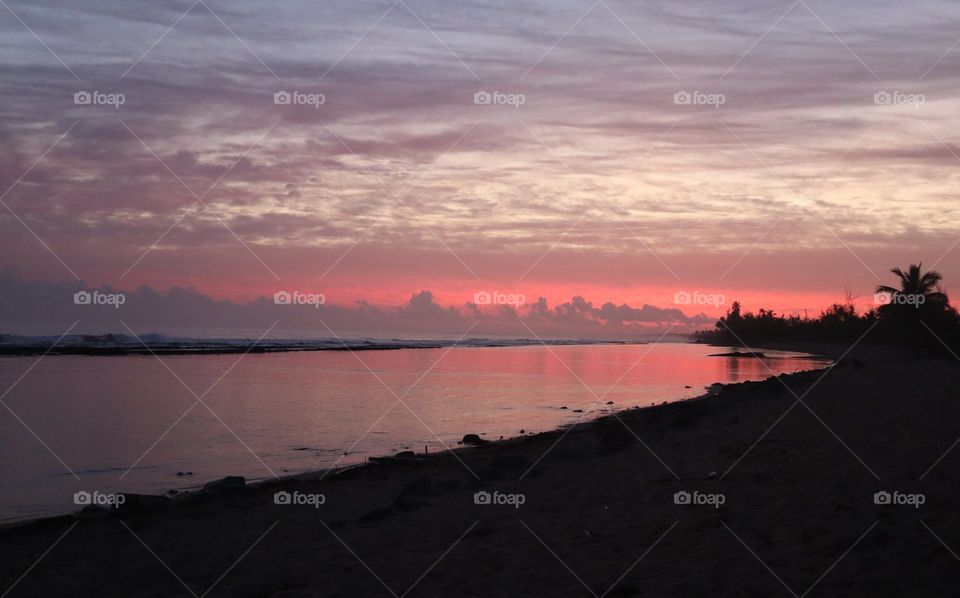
[2,345,960,597]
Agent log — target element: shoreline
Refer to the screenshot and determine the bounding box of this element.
[6,342,958,595]
[0,343,832,531]
[0,344,831,531]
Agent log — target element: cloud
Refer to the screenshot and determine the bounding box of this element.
[1,0,959,310]
[0,270,706,338]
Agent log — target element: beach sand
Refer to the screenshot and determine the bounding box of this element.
[2,345,959,597]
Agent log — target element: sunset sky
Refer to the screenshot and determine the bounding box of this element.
[2,0,959,336]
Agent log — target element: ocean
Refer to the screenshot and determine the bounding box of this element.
[0,341,827,521]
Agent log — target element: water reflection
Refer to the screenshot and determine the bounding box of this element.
[0,342,827,520]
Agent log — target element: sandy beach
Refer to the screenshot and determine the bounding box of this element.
[2,344,959,597]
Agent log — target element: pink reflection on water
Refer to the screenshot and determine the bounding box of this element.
[0,343,826,520]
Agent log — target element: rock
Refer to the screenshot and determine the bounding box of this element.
[708,351,766,358]
[705,383,724,395]
[519,429,525,434]
[606,401,614,405]
[559,406,568,410]
[203,476,246,493]
[395,451,416,458]
[461,434,487,446]
[572,409,584,413]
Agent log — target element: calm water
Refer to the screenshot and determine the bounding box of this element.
[0,343,827,521]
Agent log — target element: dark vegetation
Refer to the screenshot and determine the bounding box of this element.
[696,264,960,352]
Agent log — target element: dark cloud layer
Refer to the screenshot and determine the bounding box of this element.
[0,269,710,338]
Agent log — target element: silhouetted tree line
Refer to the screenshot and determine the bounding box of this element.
[696,264,960,352]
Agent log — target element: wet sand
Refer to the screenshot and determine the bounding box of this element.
[2,344,959,597]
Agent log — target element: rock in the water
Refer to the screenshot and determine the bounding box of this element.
[705,383,724,395]
[395,450,416,458]
[461,434,487,446]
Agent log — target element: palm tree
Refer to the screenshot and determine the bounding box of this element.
[875,264,960,351]
[876,263,948,311]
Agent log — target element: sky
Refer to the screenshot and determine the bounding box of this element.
[1,0,959,337]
